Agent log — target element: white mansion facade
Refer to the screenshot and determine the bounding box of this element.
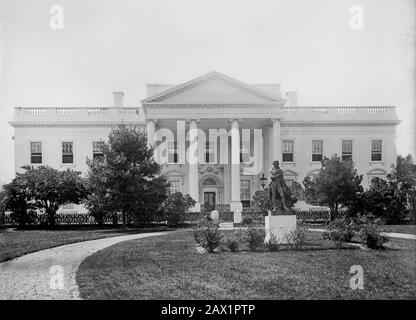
[10,72,400,212]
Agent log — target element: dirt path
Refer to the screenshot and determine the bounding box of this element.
[0,232,167,300]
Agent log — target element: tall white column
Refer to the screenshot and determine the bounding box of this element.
[272,118,281,163]
[146,119,156,149]
[230,119,242,212]
[188,119,200,211]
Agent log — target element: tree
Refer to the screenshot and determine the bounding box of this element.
[85,125,169,226]
[393,155,416,221]
[4,166,87,226]
[352,155,416,224]
[161,192,196,226]
[303,155,363,220]
[251,185,298,215]
[251,188,273,215]
[0,185,8,227]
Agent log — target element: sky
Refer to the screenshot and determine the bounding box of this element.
[0,0,415,184]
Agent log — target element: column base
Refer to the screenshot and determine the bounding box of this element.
[190,202,201,212]
[230,201,243,212]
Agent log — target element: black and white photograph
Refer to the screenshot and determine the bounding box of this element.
[0,0,415,307]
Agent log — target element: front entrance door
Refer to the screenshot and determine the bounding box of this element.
[204,192,216,211]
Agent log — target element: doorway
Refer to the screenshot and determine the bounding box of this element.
[204,192,216,211]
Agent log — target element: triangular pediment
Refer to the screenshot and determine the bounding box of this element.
[142,71,283,104]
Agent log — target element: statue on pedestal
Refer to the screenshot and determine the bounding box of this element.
[268,160,293,213]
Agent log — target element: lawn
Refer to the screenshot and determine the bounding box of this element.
[307,224,416,235]
[76,230,416,299]
[0,225,170,262]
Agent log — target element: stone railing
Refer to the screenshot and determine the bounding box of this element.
[11,107,146,125]
[281,106,398,123]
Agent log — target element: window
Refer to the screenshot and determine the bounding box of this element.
[205,141,215,163]
[240,180,251,207]
[168,141,178,164]
[342,140,353,161]
[30,142,42,164]
[312,140,323,162]
[62,142,74,164]
[371,139,382,161]
[93,141,104,161]
[240,139,250,163]
[168,180,181,194]
[282,140,294,162]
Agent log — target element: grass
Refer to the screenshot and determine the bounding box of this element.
[76,230,416,299]
[0,225,170,262]
[307,223,416,235]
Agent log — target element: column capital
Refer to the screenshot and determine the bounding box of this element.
[228,118,242,124]
[186,118,200,123]
[146,119,158,124]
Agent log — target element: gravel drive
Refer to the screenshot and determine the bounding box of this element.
[0,232,167,300]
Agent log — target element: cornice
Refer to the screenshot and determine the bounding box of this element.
[142,102,280,108]
[9,121,146,128]
[281,121,401,127]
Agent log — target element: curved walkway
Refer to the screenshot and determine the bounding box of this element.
[0,232,167,300]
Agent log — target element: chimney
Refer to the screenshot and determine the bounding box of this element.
[285,91,298,107]
[112,91,124,108]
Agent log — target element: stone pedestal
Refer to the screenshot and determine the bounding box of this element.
[210,210,219,223]
[233,209,242,224]
[265,212,297,244]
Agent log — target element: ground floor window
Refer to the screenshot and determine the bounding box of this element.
[240,180,250,207]
[168,179,181,194]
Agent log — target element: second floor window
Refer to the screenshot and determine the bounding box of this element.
[282,140,294,162]
[205,141,216,163]
[371,139,382,161]
[312,140,323,162]
[93,141,104,161]
[342,140,353,161]
[62,142,74,164]
[30,142,42,164]
[168,141,178,164]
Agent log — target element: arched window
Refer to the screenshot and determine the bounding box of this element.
[283,170,297,187]
[367,169,387,185]
[202,178,217,186]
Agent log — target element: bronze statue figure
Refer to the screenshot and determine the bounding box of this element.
[269,160,292,213]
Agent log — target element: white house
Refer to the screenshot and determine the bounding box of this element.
[9,71,400,212]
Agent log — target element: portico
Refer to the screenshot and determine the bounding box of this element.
[141,71,285,211]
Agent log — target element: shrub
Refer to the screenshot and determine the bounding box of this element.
[238,227,265,252]
[357,216,388,249]
[242,216,253,226]
[162,192,196,227]
[193,218,223,253]
[224,236,239,252]
[285,226,307,250]
[322,218,356,248]
[265,234,279,251]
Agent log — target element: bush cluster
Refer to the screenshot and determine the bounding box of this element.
[356,216,388,249]
[322,218,356,248]
[321,216,388,249]
[285,226,307,250]
[193,218,223,253]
